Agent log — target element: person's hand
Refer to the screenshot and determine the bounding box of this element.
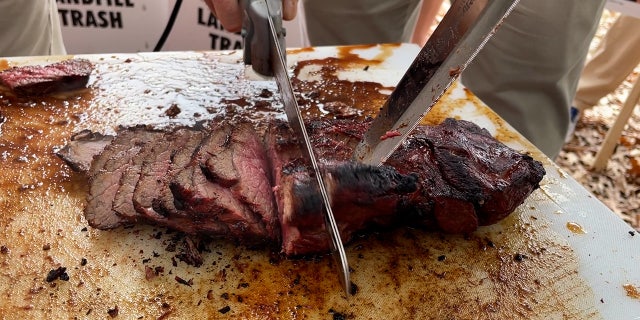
[203,0,298,33]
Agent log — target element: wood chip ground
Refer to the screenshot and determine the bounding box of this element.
[557,11,640,230]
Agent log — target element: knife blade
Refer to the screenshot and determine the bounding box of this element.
[352,0,520,165]
[253,0,352,295]
[241,0,285,76]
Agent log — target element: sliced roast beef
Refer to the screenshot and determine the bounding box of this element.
[200,124,238,187]
[199,122,279,241]
[60,117,545,256]
[263,121,309,253]
[132,129,193,221]
[169,127,269,244]
[152,130,205,221]
[148,130,232,236]
[0,58,93,97]
[84,128,150,229]
[226,124,279,241]
[145,130,231,236]
[56,130,114,172]
[112,130,163,223]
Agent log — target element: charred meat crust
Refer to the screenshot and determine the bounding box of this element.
[387,118,545,233]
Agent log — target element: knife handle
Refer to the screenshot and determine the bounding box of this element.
[241,0,286,76]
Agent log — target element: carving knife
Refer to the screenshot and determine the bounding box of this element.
[241,0,352,295]
[352,0,520,165]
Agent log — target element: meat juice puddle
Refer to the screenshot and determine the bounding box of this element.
[566,222,587,234]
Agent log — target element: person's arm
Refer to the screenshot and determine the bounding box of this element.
[410,0,445,46]
[204,0,298,32]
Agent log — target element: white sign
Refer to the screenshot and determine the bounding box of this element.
[160,0,243,52]
[56,0,307,54]
[57,0,170,53]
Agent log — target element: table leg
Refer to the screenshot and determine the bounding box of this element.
[592,76,640,170]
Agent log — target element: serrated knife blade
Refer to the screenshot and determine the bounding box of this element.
[263,0,352,296]
[352,0,520,165]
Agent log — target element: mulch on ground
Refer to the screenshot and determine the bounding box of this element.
[556,11,640,230]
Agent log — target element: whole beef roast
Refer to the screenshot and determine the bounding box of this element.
[387,118,545,233]
[57,118,545,256]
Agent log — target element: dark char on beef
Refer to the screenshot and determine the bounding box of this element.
[57,118,545,256]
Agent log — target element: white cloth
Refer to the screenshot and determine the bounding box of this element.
[0,0,66,57]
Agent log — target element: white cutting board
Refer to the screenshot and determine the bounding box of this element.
[0,44,638,319]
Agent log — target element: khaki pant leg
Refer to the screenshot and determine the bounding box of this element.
[573,15,640,111]
[302,0,421,46]
[461,0,605,158]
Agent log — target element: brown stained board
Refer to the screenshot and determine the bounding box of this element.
[0,47,598,319]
